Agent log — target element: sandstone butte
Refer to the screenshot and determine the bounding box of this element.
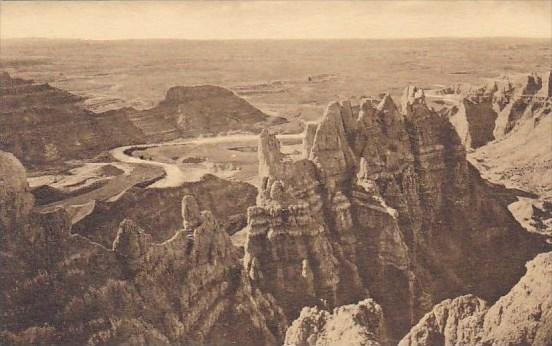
[1,80,551,345]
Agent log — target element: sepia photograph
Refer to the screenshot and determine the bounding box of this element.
[0,1,551,345]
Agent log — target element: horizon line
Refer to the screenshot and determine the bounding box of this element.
[2,36,551,42]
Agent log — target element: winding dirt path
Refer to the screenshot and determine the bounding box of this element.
[110,133,304,188]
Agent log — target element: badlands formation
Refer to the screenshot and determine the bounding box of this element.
[1,71,551,345]
[0,72,285,169]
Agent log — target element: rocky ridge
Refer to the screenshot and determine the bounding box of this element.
[244,90,549,341]
[0,72,145,170]
[2,77,551,345]
[437,71,552,234]
[439,70,551,149]
[0,150,287,345]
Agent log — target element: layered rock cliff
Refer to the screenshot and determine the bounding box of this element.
[399,251,552,346]
[0,72,287,170]
[0,72,146,170]
[439,70,551,150]
[439,72,552,234]
[125,85,287,142]
[245,92,549,340]
[0,150,287,345]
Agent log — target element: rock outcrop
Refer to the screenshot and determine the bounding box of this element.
[444,72,552,233]
[0,151,34,231]
[439,70,552,149]
[399,251,552,346]
[0,150,287,345]
[245,94,549,341]
[284,299,388,346]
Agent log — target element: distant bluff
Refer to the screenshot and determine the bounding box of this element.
[146,85,287,139]
[122,84,287,142]
[440,70,551,149]
[0,72,287,170]
[0,72,145,170]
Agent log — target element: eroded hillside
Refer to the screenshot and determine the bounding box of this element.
[1,79,550,346]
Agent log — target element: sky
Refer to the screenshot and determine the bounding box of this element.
[1,1,551,40]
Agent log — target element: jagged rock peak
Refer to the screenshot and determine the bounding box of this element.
[181,194,202,231]
[258,129,284,178]
[376,93,399,114]
[339,100,357,135]
[113,219,152,253]
[357,98,378,127]
[309,101,356,189]
[401,86,426,114]
[536,70,552,98]
[302,122,319,159]
[398,294,489,346]
[284,299,388,346]
[521,73,543,96]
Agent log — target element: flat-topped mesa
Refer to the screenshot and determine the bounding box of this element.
[445,70,552,149]
[401,86,426,115]
[309,101,357,191]
[163,85,236,104]
[181,194,202,231]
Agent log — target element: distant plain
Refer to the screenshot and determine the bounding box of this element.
[2,38,550,120]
